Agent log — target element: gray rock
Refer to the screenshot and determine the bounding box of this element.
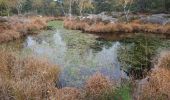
[111,12,123,18]
[0,17,8,22]
[140,14,169,25]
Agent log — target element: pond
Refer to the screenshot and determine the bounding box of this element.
[2,21,170,88]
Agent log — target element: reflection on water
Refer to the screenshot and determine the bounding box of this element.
[4,21,127,88]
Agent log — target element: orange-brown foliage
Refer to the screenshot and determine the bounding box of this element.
[64,20,89,30]
[64,19,170,34]
[0,16,48,43]
[0,50,60,100]
[49,87,82,100]
[0,30,20,43]
[139,51,170,100]
[85,72,112,97]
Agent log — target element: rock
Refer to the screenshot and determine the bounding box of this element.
[0,17,8,22]
[166,19,170,25]
[140,14,170,25]
[111,12,123,18]
[79,12,119,24]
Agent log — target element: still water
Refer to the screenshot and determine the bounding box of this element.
[4,21,168,88]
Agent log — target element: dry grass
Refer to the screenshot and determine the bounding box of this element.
[85,72,112,99]
[0,49,60,100]
[64,20,89,30]
[138,51,170,100]
[0,16,48,43]
[0,50,130,100]
[157,51,170,69]
[64,19,170,34]
[0,30,20,43]
[49,87,82,100]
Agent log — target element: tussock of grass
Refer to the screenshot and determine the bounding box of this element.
[64,19,170,34]
[85,72,112,99]
[49,87,82,100]
[0,49,60,100]
[0,16,48,43]
[64,20,89,30]
[139,51,170,100]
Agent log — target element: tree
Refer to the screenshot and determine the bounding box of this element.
[0,0,9,16]
[13,0,26,14]
[117,0,134,22]
[32,0,43,13]
[49,1,56,16]
[76,0,94,16]
[93,0,113,13]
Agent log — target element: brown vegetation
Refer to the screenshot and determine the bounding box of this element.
[0,49,60,100]
[49,87,82,100]
[64,19,170,34]
[85,72,113,99]
[0,54,117,100]
[138,51,170,100]
[0,16,49,43]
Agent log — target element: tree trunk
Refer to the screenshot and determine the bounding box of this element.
[80,6,83,16]
[69,0,72,20]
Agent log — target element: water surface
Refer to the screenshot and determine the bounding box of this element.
[3,21,169,88]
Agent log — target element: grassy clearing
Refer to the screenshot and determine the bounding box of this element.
[64,19,170,34]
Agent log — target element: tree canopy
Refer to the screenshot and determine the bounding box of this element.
[0,0,169,16]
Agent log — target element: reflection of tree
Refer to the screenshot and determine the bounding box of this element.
[118,35,170,79]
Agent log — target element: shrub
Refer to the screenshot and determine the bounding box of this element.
[0,16,48,43]
[0,30,20,43]
[85,72,112,99]
[139,51,170,100]
[139,68,170,100]
[50,87,82,100]
[0,50,60,100]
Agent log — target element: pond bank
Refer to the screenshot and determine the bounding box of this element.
[0,16,51,43]
[64,19,170,35]
[64,13,170,36]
